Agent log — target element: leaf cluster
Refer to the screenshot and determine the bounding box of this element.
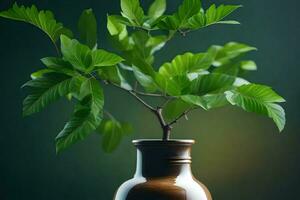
[0,0,286,153]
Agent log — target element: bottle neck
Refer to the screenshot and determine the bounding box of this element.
[133,140,194,178]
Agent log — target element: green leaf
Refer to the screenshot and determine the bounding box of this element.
[60,35,123,72]
[56,99,102,153]
[98,66,132,90]
[181,74,249,110]
[56,78,104,153]
[146,35,167,54]
[225,84,286,131]
[181,95,207,110]
[214,60,257,76]
[158,48,217,78]
[132,66,157,92]
[154,73,182,96]
[189,73,235,95]
[97,119,133,153]
[177,0,201,22]
[41,57,78,76]
[0,3,72,43]
[200,93,230,109]
[107,15,128,40]
[148,0,166,20]
[121,31,165,72]
[30,69,53,79]
[121,0,145,26]
[240,60,257,71]
[188,4,241,29]
[181,93,229,110]
[79,79,105,112]
[213,42,257,67]
[60,35,92,72]
[163,99,193,121]
[23,73,82,116]
[78,9,98,49]
[92,49,124,68]
[158,0,201,30]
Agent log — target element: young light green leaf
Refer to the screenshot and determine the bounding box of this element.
[56,78,104,153]
[240,60,257,71]
[78,9,98,49]
[0,3,72,43]
[148,0,166,20]
[107,15,128,40]
[121,0,145,26]
[163,99,193,121]
[225,84,286,131]
[213,42,257,67]
[146,35,167,54]
[158,0,201,30]
[23,73,82,116]
[188,4,242,29]
[158,48,217,78]
[30,69,53,79]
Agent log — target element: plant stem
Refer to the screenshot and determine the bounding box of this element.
[153,108,172,141]
[106,80,173,140]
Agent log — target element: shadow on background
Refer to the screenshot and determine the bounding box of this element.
[0,0,299,199]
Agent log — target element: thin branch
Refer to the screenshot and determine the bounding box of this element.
[108,81,156,112]
[106,81,173,140]
[106,79,167,98]
[128,90,156,111]
[104,110,116,121]
[101,79,174,141]
[134,90,168,97]
[168,107,196,126]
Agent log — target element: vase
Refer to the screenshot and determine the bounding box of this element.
[114,139,212,200]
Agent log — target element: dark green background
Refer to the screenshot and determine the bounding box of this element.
[0,0,299,199]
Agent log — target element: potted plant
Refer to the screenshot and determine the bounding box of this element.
[0,0,286,199]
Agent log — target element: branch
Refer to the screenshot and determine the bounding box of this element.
[168,107,195,126]
[107,81,156,112]
[128,90,156,111]
[103,80,173,141]
[134,90,168,97]
[104,110,116,121]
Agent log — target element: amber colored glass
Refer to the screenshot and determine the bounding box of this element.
[114,139,212,200]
